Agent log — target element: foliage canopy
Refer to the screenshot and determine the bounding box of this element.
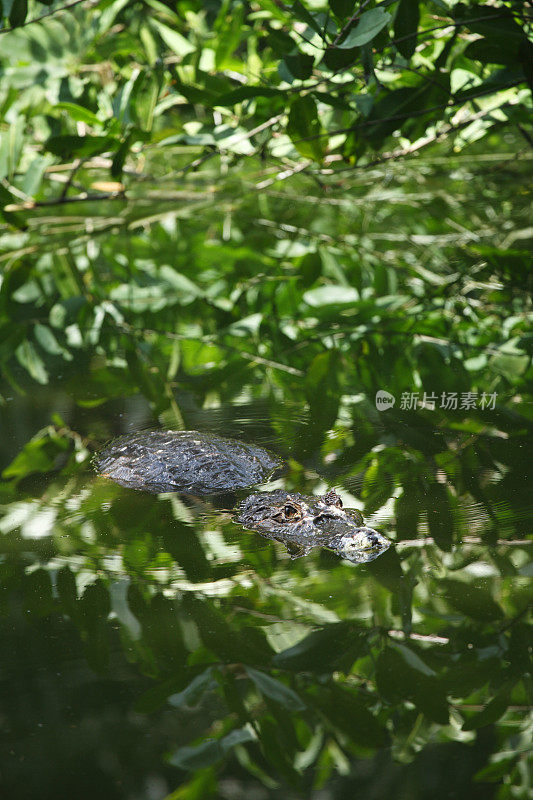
[0,0,531,221]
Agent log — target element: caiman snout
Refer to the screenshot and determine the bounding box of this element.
[335,526,391,564]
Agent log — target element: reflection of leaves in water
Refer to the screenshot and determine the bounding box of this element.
[245,667,305,711]
[272,621,367,674]
[168,725,256,771]
[376,646,449,724]
[307,682,389,748]
[0,78,531,797]
[440,579,504,621]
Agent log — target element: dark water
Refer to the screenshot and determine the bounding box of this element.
[0,374,531,800]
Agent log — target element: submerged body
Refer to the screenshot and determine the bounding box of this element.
[234,489,390,564]
[95,430,390,564]
[95,429,282,494]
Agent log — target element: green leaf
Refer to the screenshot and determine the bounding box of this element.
[214,3,244,70]
[168,740,223,771]
[0,183,27,229]
[424,481,454,552]
[464,38,521,67]
[462,688,510,731]
[337,8,391,48]
[168,668,217,708]
[159,266,203,298]
[245,667,306,710]
[182,596,273,665]
[111,134,134,179]
[330,0,355,18]
[215,86,284,106]
[267,28,297,56]
[2,428,69,479]
[282,51,315,81]
[255,716,301,785]
[453,66,524,104]
[34,323,71,359]
[9,0,27,27]
[323,44,360,73]
[45,135,118,159]
[291,0,324,38]
[168,726,255,770]
[24,569,54,617]
[303,285,359,306]
[309,683,389,748]
[391,643,436,677]
[272,622,367,673]
[395,486,420,539]
[20,155,49,197]
[440,579,504,622]
[15,340,48,384]
[474,755,519,783]
[362,458,395,516]
[376,646,449,724]
[134,671,205,714]
[519,39,533,95]
[362,85,420,145]
[287,95,324,162]
[54,103,102,127]
[151,19,196,57]
[305,350,340,432]
[393,0,419,60]
[56,566,78,620]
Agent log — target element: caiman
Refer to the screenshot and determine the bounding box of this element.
[95,430,390,564]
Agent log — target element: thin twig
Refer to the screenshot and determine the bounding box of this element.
[388,630,450,644]
[396,537,532,548]
[255,158,312,190]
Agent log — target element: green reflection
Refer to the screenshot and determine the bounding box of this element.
[1,144,532,799]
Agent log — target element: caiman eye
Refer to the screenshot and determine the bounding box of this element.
[323,490,343,509]
[283,503,298,519]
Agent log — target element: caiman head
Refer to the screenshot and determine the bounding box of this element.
[234,489,390,564]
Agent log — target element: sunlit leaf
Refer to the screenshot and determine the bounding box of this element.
[337,8,391,48]
[151,19,196,57]
[54,102,102,126]
[303,285,359,307]
[291,0,324,38]
[15,340,48,384]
